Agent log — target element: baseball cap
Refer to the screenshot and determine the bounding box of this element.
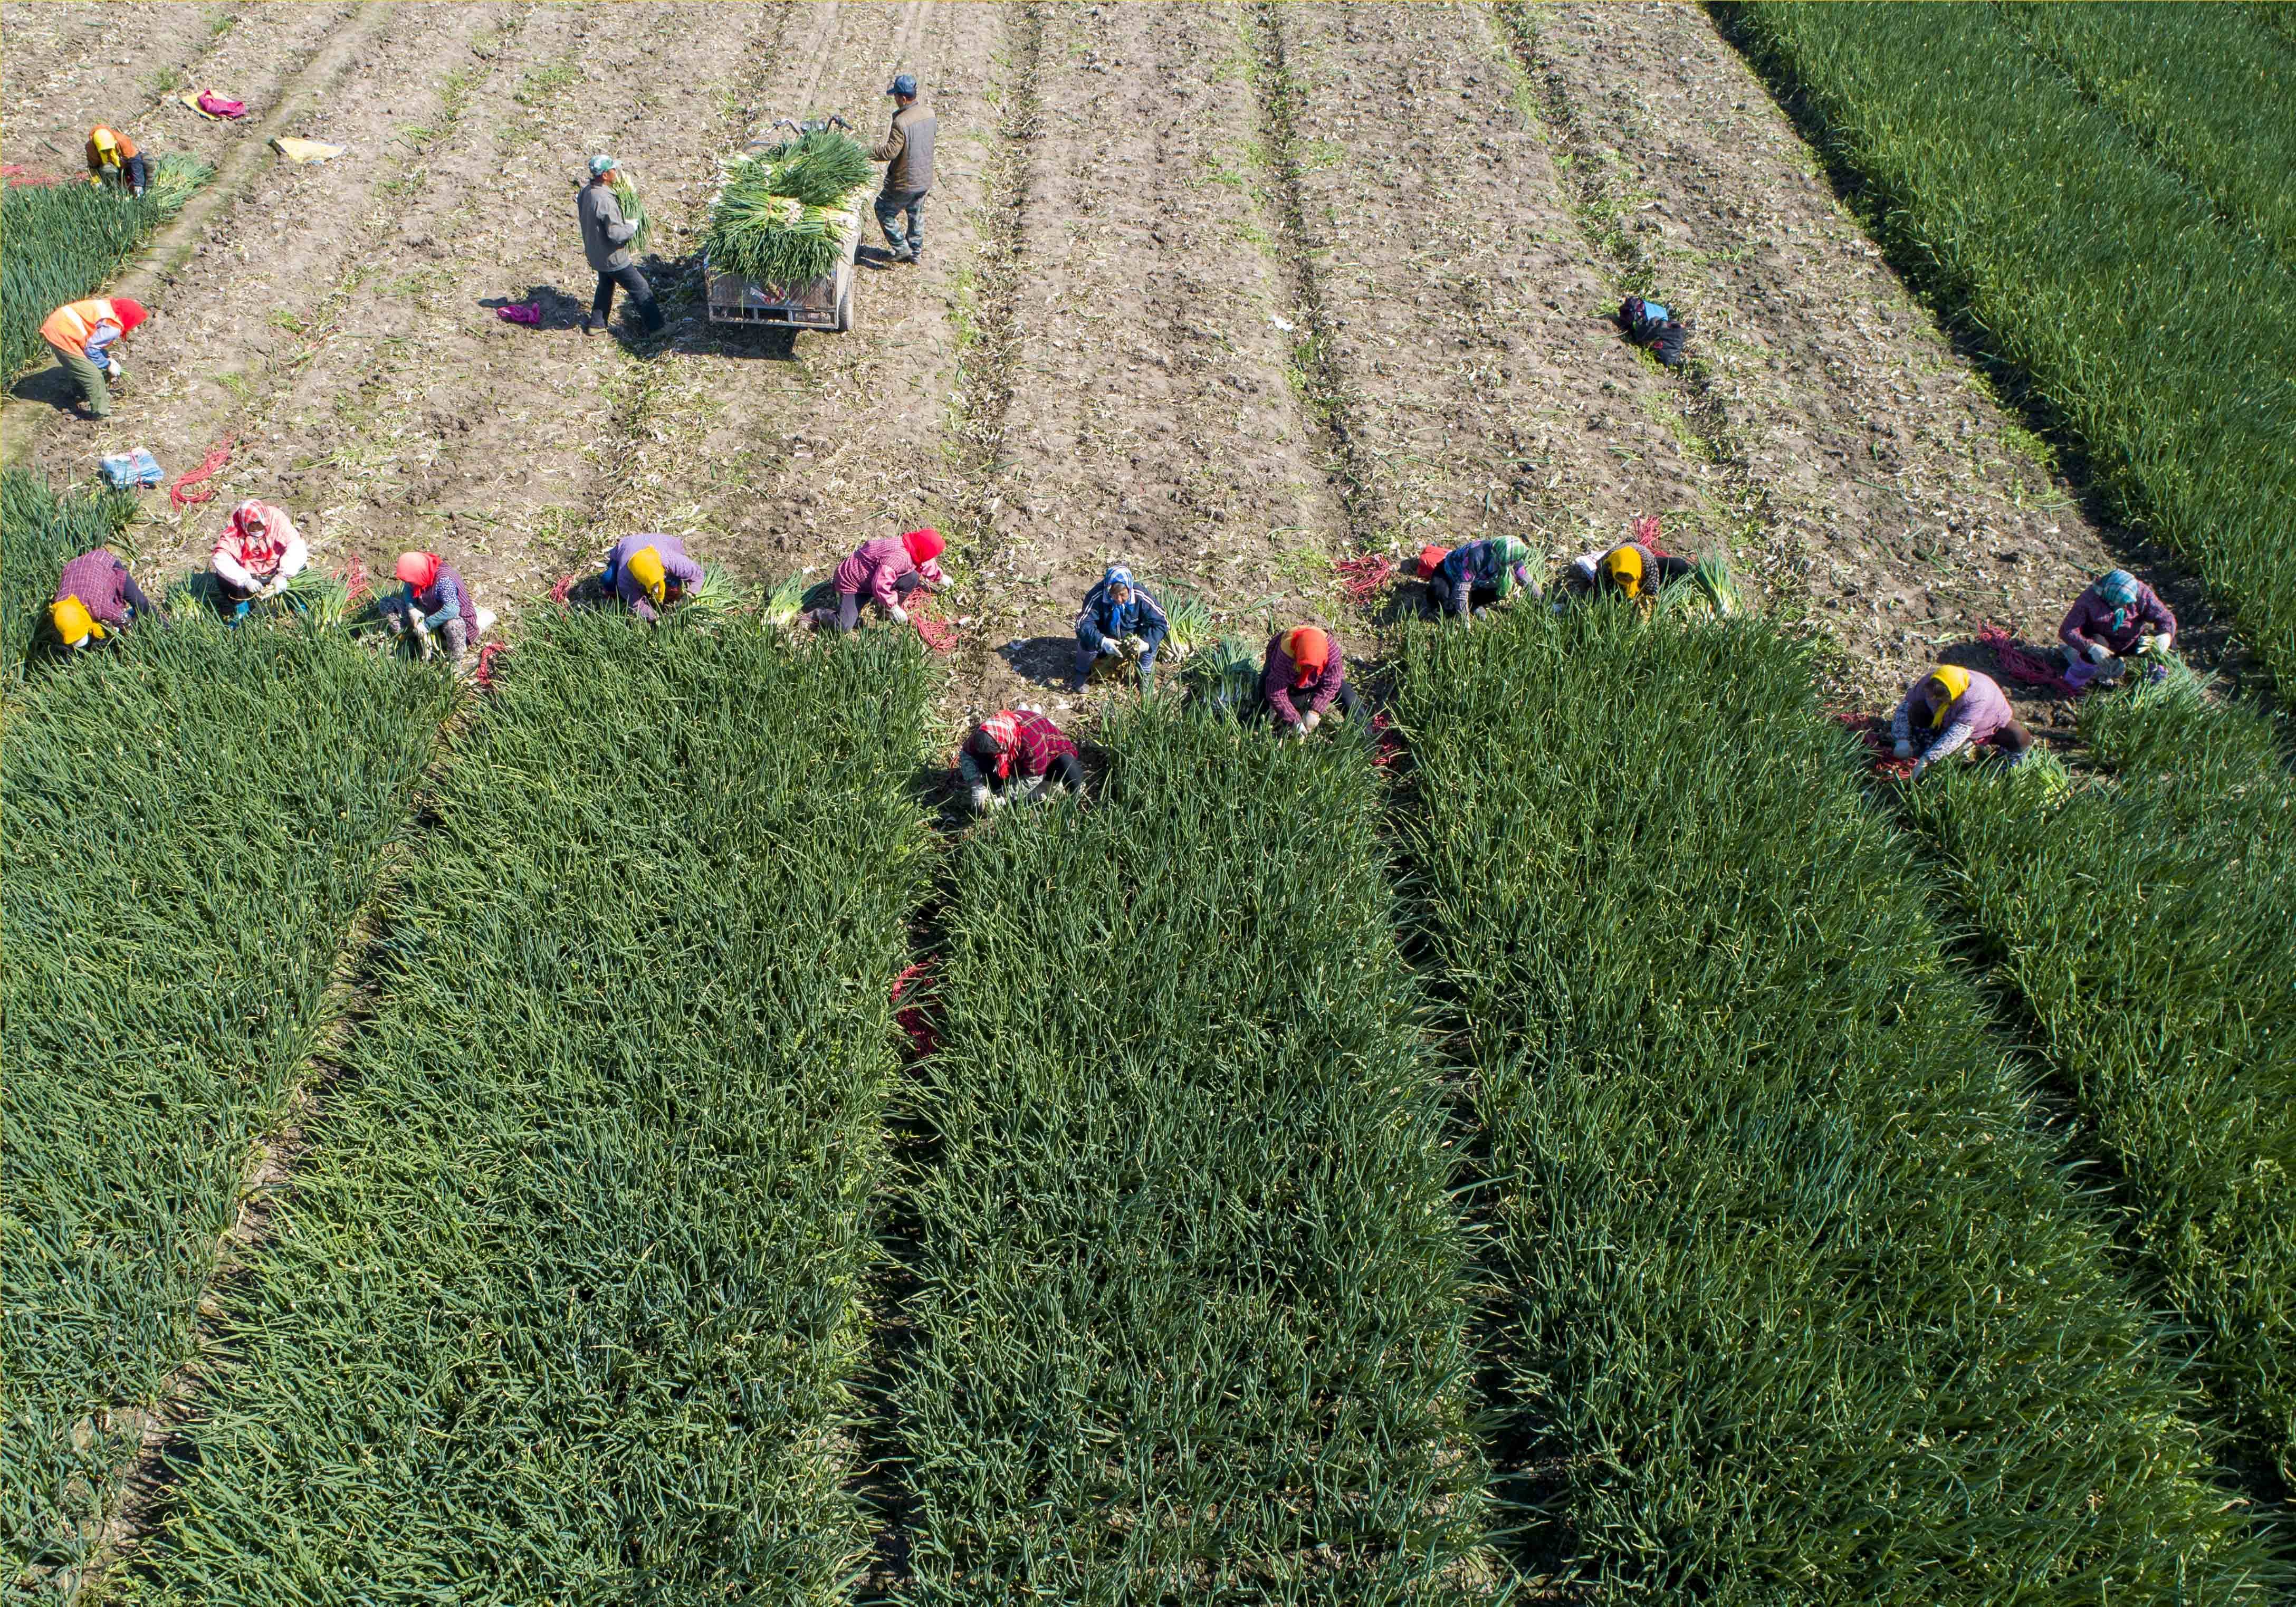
[887,73,917,98]
[588,154,618,175]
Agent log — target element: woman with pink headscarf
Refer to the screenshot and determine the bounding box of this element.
[209,500,308,615]
[382,550,480,663]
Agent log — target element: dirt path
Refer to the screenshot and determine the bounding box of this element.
[1,4,356,176]
[1258,2,1720,594]
[1505,1,2218,716]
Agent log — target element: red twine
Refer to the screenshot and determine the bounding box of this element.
[1368,709,1404,769]
[889,962,940,1059]
[1833,710,1917,779]
[910,599,958,654]
[2,164,65,186]
[1337,552,1395,604]
[472,639,509,691]
[1632,513,1671,557]
[549,571,580,606]
[1977,624,2081,696]
[170,434,237,508]
[337,553,369,606]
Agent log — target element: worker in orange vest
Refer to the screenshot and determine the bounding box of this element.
[40,297,147,419]
[85,126,147,195]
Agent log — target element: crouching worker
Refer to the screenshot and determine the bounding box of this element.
[1256,625,1357,735]
[382,550,479,664]
[50,547,164,651]
[2059,568,2175,688]
[86,126,147,196]
[1617,295,1687,367]
[1891,665,2033,778]
[958,707,1083,814]
[40,295,145,419]
[1432,536,1536,624]
[1561,539,1695,603]
[211,500,308,615]
[829,527,947,632]
[1072,563,1167,691]
[604,534,702,623]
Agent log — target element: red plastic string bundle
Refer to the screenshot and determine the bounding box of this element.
[472,639,509,691]
[1978,624,2081,695]
[2,164,64,186]
[889,962,940,1059]
[1632,513,1671,557]
[1833,710,1917,779]
[169,434,237,508]
[337,553,369,606]
[549,571,580,606]
[910,599,958,654]
[1368,709,1404,770]
[1337,552,1395,603]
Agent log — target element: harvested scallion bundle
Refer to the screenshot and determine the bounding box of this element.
[762,572,809,629]
[609,171,651,255]
[703,130,872,289]
[1151,580,1210,659]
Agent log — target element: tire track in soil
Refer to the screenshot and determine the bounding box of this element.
[1513,2,2216,718]
[0,4,356,179]
[1256,3,1715,592]
[956,1,1347,721]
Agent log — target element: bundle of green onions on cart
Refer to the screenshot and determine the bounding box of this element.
[702,129,873,289]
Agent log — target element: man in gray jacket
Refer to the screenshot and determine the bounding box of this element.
[576,155,663,334]
[870,74,935,265]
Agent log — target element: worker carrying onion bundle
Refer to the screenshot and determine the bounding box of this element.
[381,550,480,665]
[958,706,1082,814]
[1890,665,2033,777]
[1071,564,1167,692]
[1254,625,1358,735]
[1559,539,1695,604]
[2058,568,2175,688]
[826,527,947,633]
[1431,536,1538,623]
[39,295,145,419]
[48,547,164,651]
[602,534,703,624]
[85,126,147,196]
[210,500,309,616]
[577,155,663,336]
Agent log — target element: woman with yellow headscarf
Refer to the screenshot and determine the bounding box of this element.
[601,533,703,623]
[1562,538,1695,602]
[1889,665,2033,777]
[85,126,147,196]
[49,547,164,651]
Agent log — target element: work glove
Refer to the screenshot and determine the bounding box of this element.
[257,577,288,599]
[414,627,436,660]
[986,789,1009,811]
[1892,739,1915,760]
[1098,634,1123,657]
[969,785,993,813]
[888,604,910,626]
[1302,709,1321,732]
[2140,633,2171,656]
[2084,641,2112,666]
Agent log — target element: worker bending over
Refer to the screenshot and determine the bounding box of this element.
[86,126,147,195]
[40,296,145,419]
[829,527,946,632]
[870,73,935,265]
[2059,568,2174,687]
[1433,536,1536,623]
[211,500,308,614]
[50,547,164,651]
[1561,539,1694,602]
[1257,626,1358,734]
[382,551,479,664]
[1072,564,1166,691]
[959,707,1082,813]
[1891,666,2032,777]
[577,155,662,335]
[603,534,702,623]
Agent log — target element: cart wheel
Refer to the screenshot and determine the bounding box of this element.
[834,276,854,334]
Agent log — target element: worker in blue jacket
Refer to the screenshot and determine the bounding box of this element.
[1072,564,1168,691]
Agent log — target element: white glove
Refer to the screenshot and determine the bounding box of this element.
[888,604,910,626]
[1910,758,1928,779]
[986,790,1009,810]
[1892,740,1915,760]
[1098,636,1123,658]
[1301,709,1321,732]
[257,578,288,599]
[2084,641,2111,666]
[413,626,436,659]
[969,785,992,812]
[2140,633,2171,656]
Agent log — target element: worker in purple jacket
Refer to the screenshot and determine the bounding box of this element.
[602,534,703,624]
[1256,626,1358,733]
[1890,665,2032,777]
[2059,568,2174,686]
[825,527,948,632]
[48,547,164,649]
[382,550,478,664]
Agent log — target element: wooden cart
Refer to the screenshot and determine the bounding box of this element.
[704,116,865,335]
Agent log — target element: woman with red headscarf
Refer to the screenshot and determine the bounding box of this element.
[40,296,146,418]
[826,527,948,632]
[209,500,308,615]
[1255,626,1357,735]
[382,550,481,664]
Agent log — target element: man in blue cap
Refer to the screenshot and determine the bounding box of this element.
[869,74,936,266]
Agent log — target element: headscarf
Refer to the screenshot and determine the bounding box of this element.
[902,527,945,567]
[1488,537,1530,598]
[1924,665,1971,727]
[1280,626,1329,686]
[1601,544,1647,599]
[1099,564,1136,633]
[2096,569,2139,633]
[625,544,667,604]
[49,597,101,647]
[91,127,120,161]
[222,501,288,578]
[395,551,441,592]
[977,711,1018,780]
[110,298,147,334]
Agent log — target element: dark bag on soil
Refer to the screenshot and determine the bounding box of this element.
[1618,295,1688,368]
